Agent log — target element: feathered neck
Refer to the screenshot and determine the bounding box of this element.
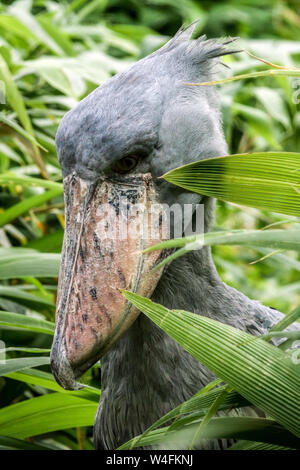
[94,246,280,449]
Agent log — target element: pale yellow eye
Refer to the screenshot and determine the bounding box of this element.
[113,155,139,174]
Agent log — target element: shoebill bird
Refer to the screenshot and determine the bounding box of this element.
[50,24,292,449]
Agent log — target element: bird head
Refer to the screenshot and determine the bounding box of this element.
[50,23,237,390]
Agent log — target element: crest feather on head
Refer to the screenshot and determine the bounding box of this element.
[151,21,240,68]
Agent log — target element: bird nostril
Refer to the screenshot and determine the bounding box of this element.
[74,163,101,182]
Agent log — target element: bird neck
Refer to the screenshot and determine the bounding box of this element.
[95,247,279,449]
[153,247,278,330]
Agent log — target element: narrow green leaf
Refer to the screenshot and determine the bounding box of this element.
[0,393,97,438]
[0,188,62,227]
[0,54,46,176]
[0,286,55,311]
[0,54,33,135]
[121,291,300,438]
[146,230,300,253]
[8,5,64,56]
[163,152,300,217]
[187,68,300,87]
[0,435,55,450]
[261,331,300,342]
[26,229,64,253]
[233,103,281,149]
[0,250,60,278]
[37,16,76,57]
[119,417,300,449]
[229,440,295,450]
[0,14,36,41]
[271,305,300,332]
[130,385,250,449]
[0,357,50,376]
[0,173,62,190]
[5,368,100,400]
[189,386,231,449]
[0,311,54,335]
[0,113,46,150]
[4,347,50,353]
[144,229,300,273]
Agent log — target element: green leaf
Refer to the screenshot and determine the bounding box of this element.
[0,113,46,150]
[0,53,46,177]
[26,229,64,253]
[23,58,77,97]
[144,229,300,273]
[0,357,50,376]
[0,188,62,227]
[254,87,290,128]
[8,3,64,56]
[0,173,63,190]
[0,249,60,278]
[0,54,33,134]
[0,14,36,41]
[119,417,300,449]
[0,393,97,438]
[271,305,300,332]
[4,347,50,353]
[121,291,300,438]
[0,435,55,450]
[142,386,248,434]
[188,68,300,87]
[261,330,300,342]
[146,229,300,253]
[229,440,295,450]
[233,103,281,148]
[129,385,250,449]
[189,386,231,449]
[162,152,300,217]
[37,16,76,57]
[0,310,54,335]
[5,368,100,400]
[0,286,55,312]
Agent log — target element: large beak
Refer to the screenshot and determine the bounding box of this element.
[50,172,167,390]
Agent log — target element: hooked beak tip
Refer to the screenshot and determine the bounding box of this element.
[50,344,83,391]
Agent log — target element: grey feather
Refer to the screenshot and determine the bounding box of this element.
[94,247,290,450]
[54,24,298,450]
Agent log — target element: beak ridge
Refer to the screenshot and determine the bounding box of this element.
[51,172,167,390]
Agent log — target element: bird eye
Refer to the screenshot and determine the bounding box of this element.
[113,155,139,174]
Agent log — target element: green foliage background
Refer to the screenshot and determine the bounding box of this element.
[0,0,300,450]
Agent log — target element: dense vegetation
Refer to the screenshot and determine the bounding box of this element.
[0,0,299,450]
